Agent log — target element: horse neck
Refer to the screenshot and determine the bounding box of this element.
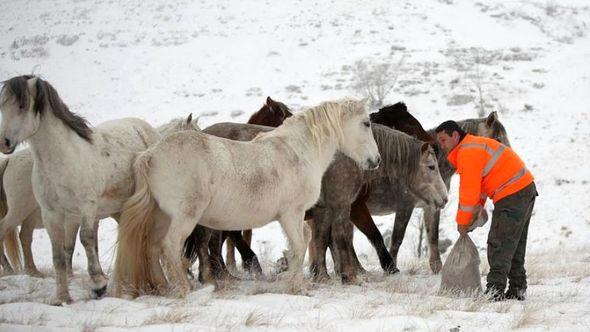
[362,131,409,183]
[28,109,90,166]
[156,120,178,136]
[272,119,339,173]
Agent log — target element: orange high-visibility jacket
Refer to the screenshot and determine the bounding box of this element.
[447,134,534,225]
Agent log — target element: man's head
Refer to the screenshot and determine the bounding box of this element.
[435,120,466,154]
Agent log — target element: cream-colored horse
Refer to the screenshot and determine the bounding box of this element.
[113,98,381,297]
[0,75,167,304]
[0,114,200,277]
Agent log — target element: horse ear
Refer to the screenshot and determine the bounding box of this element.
[420,142,430,153]
[486,111,498,126]
[266,96,276,113]
[26,76,39,100]
[186,113,193,125]
[395,101,408,112]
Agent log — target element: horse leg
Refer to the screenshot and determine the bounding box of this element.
[162,220,200,296]
[345,226,367,275]
[77,213,108,298]
[42,210,71,304]
[350,201,397,274]
[209,230,231,279]
[308,209,331,282]
[241,230,252,269]
[20,211,43,277]
[64,221,79,278]
[192,226,214,285]
[148,208,169,293]
[278,209,307,285]
[424,207,442,274]
[388,206,414,272]
[229,230,262,275]
[225,236,237,273]
[329,205,359,284]
[0,222,14,273]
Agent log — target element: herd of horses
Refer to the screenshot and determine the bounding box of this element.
[0,75,511,304]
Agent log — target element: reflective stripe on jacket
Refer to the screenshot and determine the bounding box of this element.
[447,134,534,225]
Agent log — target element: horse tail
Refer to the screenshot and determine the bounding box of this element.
[183,227,200,265]
[4,229,22,271]
[0,158,22,271]
[113,150,157,296]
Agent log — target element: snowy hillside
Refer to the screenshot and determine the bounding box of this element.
[0,0,589,331]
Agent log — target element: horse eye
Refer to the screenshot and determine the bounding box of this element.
[428,165,435,170]
[363,121,370,128]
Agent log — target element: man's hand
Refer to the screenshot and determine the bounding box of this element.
[458,224,470,236]
[470,205,483,224]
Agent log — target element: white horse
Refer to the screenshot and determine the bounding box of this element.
[112,98,381,297]
[0,75,167,304]
[0,114,200,277]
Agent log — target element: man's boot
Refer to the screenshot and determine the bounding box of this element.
[505,287,526,301]
[484,285,506,302]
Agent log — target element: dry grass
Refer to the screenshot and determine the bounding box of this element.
[385,276,422,294]
[526,248,590,285]
[402,295,452,316]
[299,311,336,332]
[241,277,311,296]
[489,300,514,313]
[0,312,47,326]
[349,306,377,320]
[243,308,285,327]
[458,295,489,312]
[80,320,101,332]
[399,259,430,276]
[143,309,193,325]
[510,303,544,329]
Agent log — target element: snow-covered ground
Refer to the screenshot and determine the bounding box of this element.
[1,0,589,330]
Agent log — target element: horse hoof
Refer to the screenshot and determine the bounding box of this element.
[187,268,196,280]
[275,257,288,274]
[50,294,73,306]
[386,266,400,275]
[341,274,360,285]
[245,257,263,275]
[311,272,330,283]
[92,285,107,298]
[26,270,45,278]
[430,259,442,274]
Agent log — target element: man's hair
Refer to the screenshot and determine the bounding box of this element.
[435,120,467,139]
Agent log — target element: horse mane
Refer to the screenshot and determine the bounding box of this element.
[157,116,201,136]
[254,98,362,147]
[370,123,422,185]
[372,102,436,145]
[1,75,92,142]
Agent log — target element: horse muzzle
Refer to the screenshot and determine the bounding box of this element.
[365,155,381,170]
[435,196,449,210]
[0,137,16,155]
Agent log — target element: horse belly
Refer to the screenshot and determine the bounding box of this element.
[199,190,281,230]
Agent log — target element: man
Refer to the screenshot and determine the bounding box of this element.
[435,120,537,301]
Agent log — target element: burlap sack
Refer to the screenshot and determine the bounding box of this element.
[439,234,482,295]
